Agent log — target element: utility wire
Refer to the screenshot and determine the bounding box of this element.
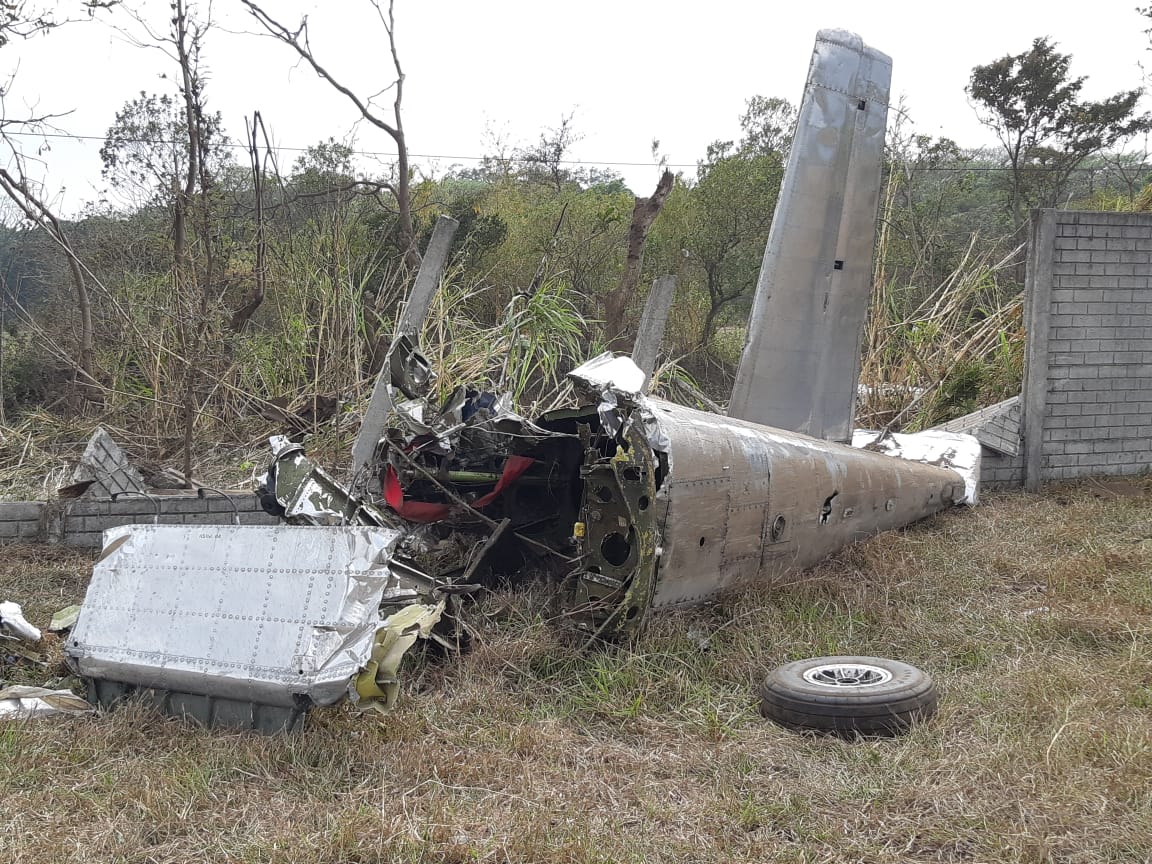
[4,129,1152,174]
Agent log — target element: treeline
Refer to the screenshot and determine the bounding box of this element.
[2,2,1151,475]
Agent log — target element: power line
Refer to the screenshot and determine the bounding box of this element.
[2,129,693,168]
[3,129,1152,174]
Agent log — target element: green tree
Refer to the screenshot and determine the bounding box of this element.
[688,96,791,349]
[967,37,1150,227]
[100,92,230,206]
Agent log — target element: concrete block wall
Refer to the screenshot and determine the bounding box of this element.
[1022,210,1152,490]
[0,492,278,548]
[979,449,1025,491]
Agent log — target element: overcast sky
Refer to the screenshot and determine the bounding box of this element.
[3,0,1151,215]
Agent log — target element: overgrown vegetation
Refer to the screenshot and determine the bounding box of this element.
[3,480,1151,862]
[1,4,1151,481]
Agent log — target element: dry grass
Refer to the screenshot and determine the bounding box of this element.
[3,481,1152,863]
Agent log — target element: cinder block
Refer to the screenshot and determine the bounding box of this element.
[67,500,111,516]
[1065,415,1097,428]
[153,495,211,515]
[1063,441,1094,454]
[208,496,256,513]
[17,521,43,540]
[0,502,45,521]
[182,512,240,526]
[61,532,103,548]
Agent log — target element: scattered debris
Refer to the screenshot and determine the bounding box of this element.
[67,344,977,731]
[68,426,147,498]
[1,600,41,643]
[49,605,82,632]
[0,685,92,718]
[63,29,982,733]
[759,655,939,736]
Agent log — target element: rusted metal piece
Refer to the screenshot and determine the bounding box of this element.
[729,29,892,442]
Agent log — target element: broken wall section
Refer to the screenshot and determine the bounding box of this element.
[1021,210,1152,490]
[0,494,277,547]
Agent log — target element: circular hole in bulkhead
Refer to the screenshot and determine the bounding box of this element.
[594,485,613,503]
[622,467,642,483]
[638,495,650,511]
[601,531,632,566]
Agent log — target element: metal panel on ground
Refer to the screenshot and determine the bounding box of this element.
[67,524,405,729]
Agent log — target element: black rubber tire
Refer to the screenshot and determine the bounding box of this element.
[759,655,938,736]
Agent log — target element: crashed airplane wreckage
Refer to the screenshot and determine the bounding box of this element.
[66,346,976,732]
[66,28,979,732]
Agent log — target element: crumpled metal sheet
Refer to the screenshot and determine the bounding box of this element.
[569,352,648,397]
[851,428,982,505]
[644,398,967,609]
[353,600,445,712]
[1,600,41,643]
[0,686,92,718]
[67,524,406,709]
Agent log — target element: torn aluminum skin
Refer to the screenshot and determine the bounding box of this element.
[1,600,42,643]
[0,686,92,719]
[558,355,975,616]
[66,523,427,732]
[851,428,982,506]
[644,398,971,609]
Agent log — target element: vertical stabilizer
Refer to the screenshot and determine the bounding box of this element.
[728,29,891,441]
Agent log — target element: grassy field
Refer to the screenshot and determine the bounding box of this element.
[2,481,1151,863]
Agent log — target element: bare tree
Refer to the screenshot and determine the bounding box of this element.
[111,0,223,484]
[0,2,116,403]
[0,160,97,395]
[603,169,674,348]
[241,0,418,269]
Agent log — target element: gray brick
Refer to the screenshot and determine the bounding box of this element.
[17,521,43,539]
[0,502,45,521]
[62,532,103,548]
[1065,415,1097,428]
[208,495,257,513]
[1063,441,1095,454]
[67,500,111,516]
[1093,440,1125,453]
[150,495,211,515]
